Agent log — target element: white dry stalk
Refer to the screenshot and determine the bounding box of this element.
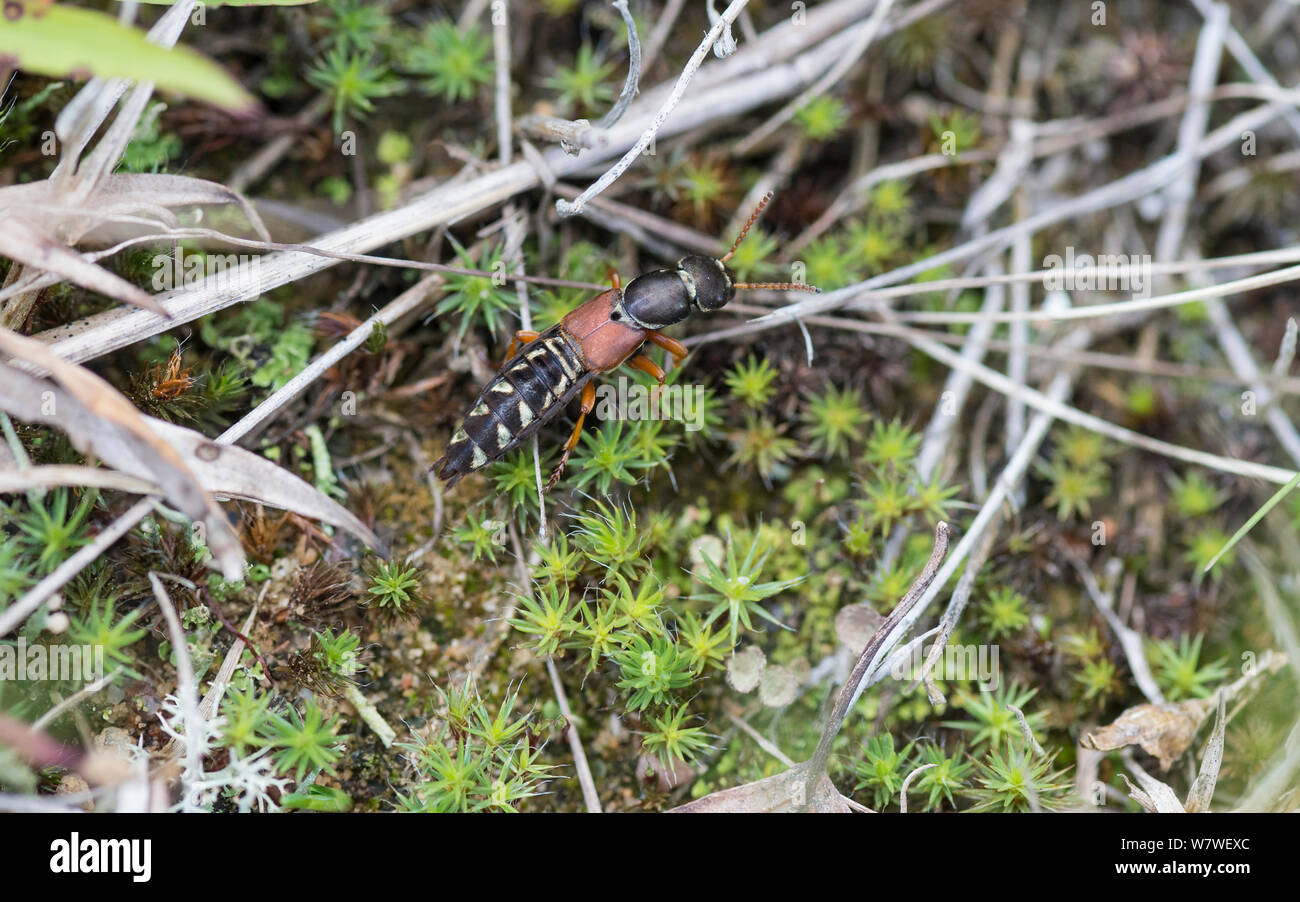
[546,657,602,813]
[503,523,601,812]
[734,0,899,154]
[1153,2,1229,272]
[488,5,548,535]
[846,328,1094,711]
[1206,296,1300,468]
[756,94,1300,328]
[1273,318,1299,385]
[914,263,1005,482]
[913,523,1001,705]
[33,0,863,366]
[342,684,397,749]
[0,497,154,638]
[902,327,1299,485]
[1185,0,1300,144]
[898,763,935,813]
[555,0,752,217]
[148,574,205,809]
[874,258,1006,571]
[890,261,1300,326]
[1072,558,1165,705]
[218,276,444,445]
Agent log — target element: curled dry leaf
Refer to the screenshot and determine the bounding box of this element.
[142,418,387,556]
[1082,697,1213,771]
[0,328,244,579]
[726,645,766,693]
[0,213,166,316]
[0,173,271,245]
[1083,650,1284,772]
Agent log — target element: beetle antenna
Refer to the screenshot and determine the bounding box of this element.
[733,281,821,293]
[720,192,774,263]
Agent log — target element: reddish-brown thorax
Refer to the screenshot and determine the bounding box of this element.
[560,288,646,372]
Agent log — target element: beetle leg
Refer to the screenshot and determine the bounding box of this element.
[627,353,666,384]
[645,331,688,367]
[546,381,596,490]
[606,268,622,291]
[504,330,541,363]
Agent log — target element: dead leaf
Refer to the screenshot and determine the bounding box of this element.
[1184,692,1227,813]
[1119,772,1184,813]
[142,418,387,555]
[0,329,243,578]
[1082,697,1213,770]
[0,173,271,245]
[670,761,853,813]
[0,214,166,315]
[0,465,158,496]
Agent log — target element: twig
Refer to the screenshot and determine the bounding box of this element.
[808,522,949,785]
[1070,557,1165,705]
[490,6,548,533]
[228,94,332,193]
[546,658,602,813]
[724,710,796,768]
[31,668,125,732]
[503,522,601,811]
[1206,298,1300,468]
[734,0,899,155]
[556,0,752,217]
[516,0,642,153]
[893,324,1300,486]
[217,276,443,445]
[148,573,203,802]
[851,329,1094,699]
[756,95,1300,327]
[899,762,936,813]
[913,523,1000,705]
[0,497,153,639]
[597,0,643,130]
[1007,704,1046,757]
[642,0,687,70]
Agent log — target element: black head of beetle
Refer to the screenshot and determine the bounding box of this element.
[620,255,735,330]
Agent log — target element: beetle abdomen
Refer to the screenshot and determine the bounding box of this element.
[433,326,589,485]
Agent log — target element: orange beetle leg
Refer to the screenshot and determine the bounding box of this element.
[504,329,541,363]
[546,381,597,490]
[645,331,688,367]
[627,353,666,384]
[606,268,622,291]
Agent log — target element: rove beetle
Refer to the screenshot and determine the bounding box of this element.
[432,194,819,490]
